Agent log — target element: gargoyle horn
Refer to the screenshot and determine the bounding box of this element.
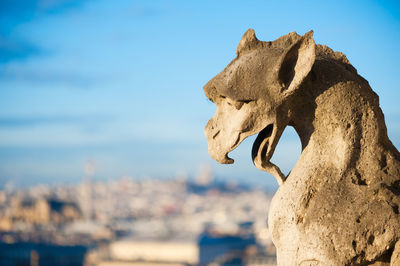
[236,29,264,56]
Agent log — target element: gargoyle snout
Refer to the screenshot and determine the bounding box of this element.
[203,78,219,102]
[204,119,224,145]
[204,119,217,139]
[204,119,234,164]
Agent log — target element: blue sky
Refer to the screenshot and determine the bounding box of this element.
[0,0,399,188]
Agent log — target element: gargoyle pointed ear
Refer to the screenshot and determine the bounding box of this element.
[236,29,261,56]
[277,30,316,94]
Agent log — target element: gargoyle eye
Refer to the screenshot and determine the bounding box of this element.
[237,99,253,104]
[233,102,244,110]
[225,99,242,110]
[235,99,254,109]
[227,99,254,110]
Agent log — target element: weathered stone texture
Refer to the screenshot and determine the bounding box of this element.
[204,29,400,265]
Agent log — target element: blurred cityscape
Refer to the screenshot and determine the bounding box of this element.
[0,165,277,266]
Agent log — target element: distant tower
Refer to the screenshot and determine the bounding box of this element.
[80,160,95,220]
[196,164,213,185]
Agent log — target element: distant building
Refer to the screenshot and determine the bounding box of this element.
[0,242,87,266]
[107,239,198,265]
[11,197,81,225]
[0,217,12,231]
[64,220,114,241]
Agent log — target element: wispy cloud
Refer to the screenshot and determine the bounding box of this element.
[0,66,100,88]
[126,3,161,19]
[0,114,112,128]
[0,36,42,63]
[0,0,90,63]
[0,0,89,18]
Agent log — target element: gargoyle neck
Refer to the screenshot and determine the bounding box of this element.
[288,80,391,170]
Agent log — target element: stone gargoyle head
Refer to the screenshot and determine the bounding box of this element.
[204,29,315,185]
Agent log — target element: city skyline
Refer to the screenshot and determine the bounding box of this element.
[0,175,277,265]
[0,0,399,188]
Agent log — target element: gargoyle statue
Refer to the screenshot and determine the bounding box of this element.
[204,29,400,265]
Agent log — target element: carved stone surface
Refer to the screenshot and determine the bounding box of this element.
[203,30,400,265]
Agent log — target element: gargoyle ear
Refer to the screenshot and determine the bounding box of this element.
[277,30,316,93]
[236,29,261,56]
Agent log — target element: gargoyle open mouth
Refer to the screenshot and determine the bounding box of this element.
[251,124,286,185]
[252,124,274,163]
